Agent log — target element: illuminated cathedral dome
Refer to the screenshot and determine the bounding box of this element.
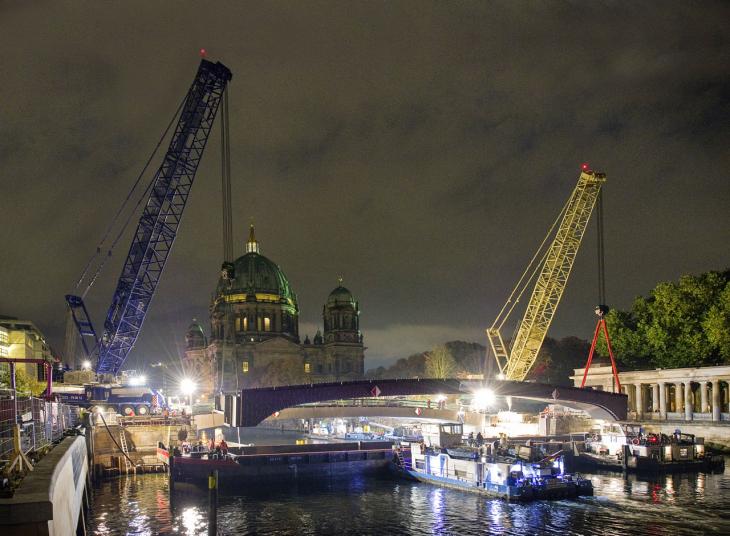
[216,224,298,309]
[211,225,299,343]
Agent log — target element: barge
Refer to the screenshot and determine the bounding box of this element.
[168,441,394,491]
[394,423,593,501]
[576,423,725,473]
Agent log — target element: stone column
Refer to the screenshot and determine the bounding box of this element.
[684,381,693,421]
[652,384,660,414]
[635,383,644,419]
[712,380,721,421]
[700,381,709,414]
[675,382,684,414]
[623,383,633,415]
[659,382,667,420]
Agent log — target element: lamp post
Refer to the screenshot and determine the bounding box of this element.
[180,378,196,413]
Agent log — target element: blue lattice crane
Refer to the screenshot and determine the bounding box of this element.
[65,59,232,375]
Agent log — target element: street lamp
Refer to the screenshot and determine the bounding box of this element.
[82,360,91,371]
[180,378,196,412]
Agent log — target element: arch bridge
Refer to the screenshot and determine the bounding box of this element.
[219,378,627,427]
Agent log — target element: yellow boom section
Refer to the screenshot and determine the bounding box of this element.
[487,169,606,381]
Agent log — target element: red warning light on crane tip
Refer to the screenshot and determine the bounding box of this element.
[581,162,589,171]
[199,48,207,58]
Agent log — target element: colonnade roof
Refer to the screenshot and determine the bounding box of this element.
[574,363,730,383]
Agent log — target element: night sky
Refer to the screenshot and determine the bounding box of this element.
[1,1,728,372]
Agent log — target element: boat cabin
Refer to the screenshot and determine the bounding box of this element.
[422,422,463,449]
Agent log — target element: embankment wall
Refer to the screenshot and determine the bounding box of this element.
[0,435,88,536]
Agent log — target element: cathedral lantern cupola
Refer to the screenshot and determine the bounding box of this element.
[245,223,260,253]
[323,278,361,344]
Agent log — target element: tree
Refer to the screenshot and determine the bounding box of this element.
[527,337,592,386]
[600,269,730,369]
[424,345,458,379]
[0,366,47,396]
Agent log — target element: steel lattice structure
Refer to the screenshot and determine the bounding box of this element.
[487,169,606,381]
[66,59,232,375]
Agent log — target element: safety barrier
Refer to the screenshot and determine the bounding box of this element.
[0,390,80,463]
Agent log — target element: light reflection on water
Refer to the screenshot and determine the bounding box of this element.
[88,461,730,535]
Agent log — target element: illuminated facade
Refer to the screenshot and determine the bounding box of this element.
[184,225,365,391]
[0,316,52,380]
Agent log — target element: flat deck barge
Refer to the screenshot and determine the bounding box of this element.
[168,441,393,490]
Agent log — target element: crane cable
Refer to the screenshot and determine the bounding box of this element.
[490,190,573,333]
[596,189,606,306]
[73,92,189,296]
[220,90,233,261]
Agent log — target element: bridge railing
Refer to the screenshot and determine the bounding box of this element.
[297,397,459,411]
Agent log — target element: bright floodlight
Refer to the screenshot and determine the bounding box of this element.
[472,388,496,410]
[436,394,447,402]
[180,378,196,395]
[82,360,91,370]
[496,372,506,380]
[129,375,146,386]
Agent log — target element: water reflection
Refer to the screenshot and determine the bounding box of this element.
[88,461,730,536]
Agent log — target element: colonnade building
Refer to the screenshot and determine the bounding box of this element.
[573,362,730,422]
[184,226,365,392]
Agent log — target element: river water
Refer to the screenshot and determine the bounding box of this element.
[87,430,730,535]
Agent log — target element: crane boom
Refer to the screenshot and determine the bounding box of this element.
[66,59,232,375]
[487,168,606,381]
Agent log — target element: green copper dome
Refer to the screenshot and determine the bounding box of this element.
[327,282,356,308]
[216,226,298,312]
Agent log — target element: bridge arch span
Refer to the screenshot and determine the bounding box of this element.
[220,378,627,427]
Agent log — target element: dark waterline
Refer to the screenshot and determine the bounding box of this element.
[88,461,730,535]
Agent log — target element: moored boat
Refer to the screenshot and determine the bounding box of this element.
[576,423,725,473]
[393,423,593,501]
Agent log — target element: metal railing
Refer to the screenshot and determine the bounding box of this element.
[0,390,81,462]
[298,398,458,411]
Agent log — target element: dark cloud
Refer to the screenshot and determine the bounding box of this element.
[1,1,729,372]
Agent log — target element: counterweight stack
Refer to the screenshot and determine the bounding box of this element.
[487,167,606,381]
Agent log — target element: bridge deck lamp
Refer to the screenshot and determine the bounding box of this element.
[472,388,496,410]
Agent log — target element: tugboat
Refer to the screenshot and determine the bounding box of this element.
[577,423,725,473]
[393,423,592,501]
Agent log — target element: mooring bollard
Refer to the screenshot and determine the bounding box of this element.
[208,469,218,536]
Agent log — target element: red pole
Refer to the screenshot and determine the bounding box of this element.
[580,320,603,388]
[601,320,622,392]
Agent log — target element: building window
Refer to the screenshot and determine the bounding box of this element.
[304,363,310,374]
[235,317,242,331]
[243,317,248,331]
[0,331,8,344]
[242,361,249,373]
[264,317,271,332]
[257,317,262,331]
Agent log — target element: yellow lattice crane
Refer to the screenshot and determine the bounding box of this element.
[487,164,606,381]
